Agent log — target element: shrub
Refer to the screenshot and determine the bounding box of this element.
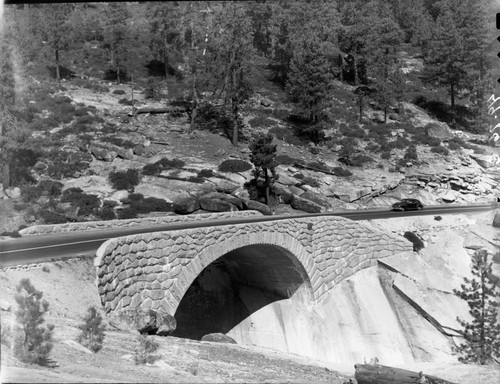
[430,145,450,156]
[134,335,160,365]
[350,154,374,167]
[119,98,133,106]
[381,150,392,159]
[1,230,21,238]
[404,231,425,252]
[101,136,136,149]
[197,169,214,178]
[365,142,380,152]
[117,207,137,219]
[44,150,92,179]
[142,158,185,176]
[98,207,116,221]
[269,126,305,146]
[112,89,127,95]
[77,306,106,353]
[218,159,252,173]
[38,210,68,224]
[8,148,40,187]
[332,167,353,177]
[448,139,462,151]
[248,116,275,129]
[60,188,100,216]
[109,169,141,191]
[306,160,330,173]
[339,122,366,139]
[13,279,55,365]
[275,154,302,165]
[434,215,442,221]
[404,145,418,161]
[301,176,320,188]
[473,146,487,155]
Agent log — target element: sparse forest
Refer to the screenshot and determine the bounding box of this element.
[0,0,498,225]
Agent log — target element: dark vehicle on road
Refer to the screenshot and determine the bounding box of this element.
[391,198,424,211]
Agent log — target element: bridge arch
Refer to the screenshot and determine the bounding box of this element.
[94,216,413,330]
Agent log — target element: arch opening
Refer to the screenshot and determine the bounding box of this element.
[171,244,312,340]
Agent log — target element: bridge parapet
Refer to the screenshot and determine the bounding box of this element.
[19,210,262,236]
[95,216,412,315]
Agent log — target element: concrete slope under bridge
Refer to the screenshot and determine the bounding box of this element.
[94,215,412,339]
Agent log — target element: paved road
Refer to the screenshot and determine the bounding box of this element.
[0,203,495,268]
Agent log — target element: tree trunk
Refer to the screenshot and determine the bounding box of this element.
[358,95,363,122]
[2,161,10,191]
[264,168,269,205]
[116,66,121,84]
[384,106,387,123]
[232,102,238,146]
[55,48,60,82]
[190,19,197,132]
[450,83,455,112]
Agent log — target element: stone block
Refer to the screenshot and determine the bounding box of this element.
[150,290,165,301]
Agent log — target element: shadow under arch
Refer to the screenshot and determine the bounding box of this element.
[171,243,313,340]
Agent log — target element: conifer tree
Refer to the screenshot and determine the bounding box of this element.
[13,278,55,365]
[33,3,74,81]
[423,0,491,114]
[208,1,255,146]
[77,306,106,353]
[249,132,278,205]
[453,249,500,364]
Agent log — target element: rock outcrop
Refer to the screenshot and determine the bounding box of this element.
[108,308,177,336]
[201,333,237,344]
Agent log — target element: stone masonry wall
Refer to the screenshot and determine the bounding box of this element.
[95,216,412,315]
[19,210,262,236]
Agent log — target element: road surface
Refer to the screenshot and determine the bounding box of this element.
[0,203,495,268]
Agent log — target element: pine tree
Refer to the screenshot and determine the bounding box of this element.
[207,1,255,146]
[77,306,106,353]
[102,3,133,83]
[249,132,278,205]
[33,3,74,81]
[423,0,491,114]
[13,278,55,365]
[453,249,500,364]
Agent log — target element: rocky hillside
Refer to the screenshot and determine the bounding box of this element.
[1,55,499,234]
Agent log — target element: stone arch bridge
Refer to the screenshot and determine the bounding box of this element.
[95,216,412,332]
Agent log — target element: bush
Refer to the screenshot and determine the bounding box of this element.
[109,169,141,191]
[1,230,21,238]
[21,180,63,203]
[197,169,214,178]
[118,98,133,106]
[473,146,487,155]
[38,210,68,224]
[142,158,185,176]
[350,154,374,167]
[301,176,320,188]
[248,116,276,129]
[134,335,160,365]
[77,306,106,353]
[269,126,305,146]
[306,160,330,173]
[339,122,366,139]
[13,279,55,365]
[381,150,392,159]
[112,89,127,95]
[98,207,116,221]
[275,154,302,165]
[404,145,418,161]
[430,145,450,156]
[218,159,253,173]
[404,231,425,252]
[60,188,100,216]
[332,167,353,177]
[8,148,41,187]
[44,150,92,179]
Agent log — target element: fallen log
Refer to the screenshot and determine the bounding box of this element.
[132,107,188,116]
[354,364,458,384]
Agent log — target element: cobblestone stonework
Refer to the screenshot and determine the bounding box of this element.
[95,216,412,315]
[19,210,262,236]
